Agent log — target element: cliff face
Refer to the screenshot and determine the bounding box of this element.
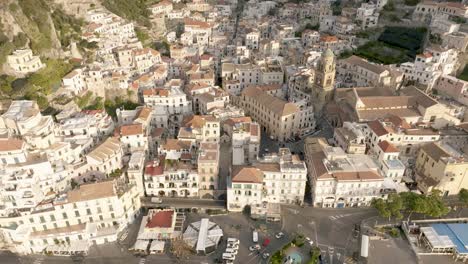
[0,0,87,63]
[53,0,102,18]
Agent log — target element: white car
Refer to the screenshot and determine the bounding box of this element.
[225,248,238,255]
[222,253,236,260]
[262,253,270,259]
[275,232,284,239]
[227,243,239,250]
[305,237,314,246]
[249,244,261,251]
[151,197,162,204]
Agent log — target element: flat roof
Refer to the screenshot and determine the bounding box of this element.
[432,223,468,254]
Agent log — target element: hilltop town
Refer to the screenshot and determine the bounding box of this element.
[0,0,468,264]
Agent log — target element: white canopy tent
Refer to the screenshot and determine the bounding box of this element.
[183,218,223,254]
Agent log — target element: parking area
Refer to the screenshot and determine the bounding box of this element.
[367,238,417,264]
[11,205,378,264]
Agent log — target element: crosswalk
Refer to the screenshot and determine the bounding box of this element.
[344,256,357,264]
[328,214,352,220]
[33,258,44,264]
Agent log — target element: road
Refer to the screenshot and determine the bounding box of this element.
[281,205,378,264]
[141,197,226,209]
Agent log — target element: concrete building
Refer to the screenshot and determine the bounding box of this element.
[231,122,260,165]
[305,138,386,208]
[237,86,315,141]
[197,142,219,192]
[0,180,140,255]
[227,148,307,211]
[178,115,220,144]
[415,142,468,196]
[333,122,367,154]
[337,55,403,89]
[143,156,199,198]
[6,49,44,75]
[433,75,468,106]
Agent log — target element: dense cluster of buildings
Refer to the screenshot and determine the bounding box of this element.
[0,0,468,259]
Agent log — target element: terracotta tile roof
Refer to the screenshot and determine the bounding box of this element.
[358,108,421,121]
[136,107,152,121]
[0,138,25,152]
[385,114,411,129]
[421,143,450,162]
[404,129,438,136]
[254,163,280,172]
[146,210,174,228]
[333,171,384,181]
[120,124,143,136]
[184,18,211,29]
[133,48,160,57]
[378,141,399,153]
[223,117,252,127]
[250,123,259,137]
[342,56,388,75]
[66,181,115,203]
[145,158,165,176]
[242,86,298,116]
[359,96,413,109]
[182,115,217,128]
[152,127,166,138]
[417,52,433,58]
[143,88,169,97]
[161,139,192,151]
[368,120,390,137]
[231,166,263,183]
[320,35,338,42]
[400,86,438,108]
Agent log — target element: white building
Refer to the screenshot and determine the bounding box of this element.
[62,69,87,95]
[144,156,199,198]
[227,148,307,211]
[85,137,123,175]
[305,138,386,208]
[0,101,56,149]
[0,180,141,255]
[178,115,220,144]
[6,49,44,75]
[231,122,260,165]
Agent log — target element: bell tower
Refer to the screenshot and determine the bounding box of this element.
[312,49,336,113]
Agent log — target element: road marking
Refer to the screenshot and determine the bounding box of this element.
[33,259,43,264]
[138,258,146,264]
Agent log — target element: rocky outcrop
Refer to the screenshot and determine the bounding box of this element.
[53,0,102,18]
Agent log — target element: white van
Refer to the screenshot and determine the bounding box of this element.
[253,230,258,243]
[222,253,235,260]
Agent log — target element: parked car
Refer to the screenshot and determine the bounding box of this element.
[275,232,284,239]
[305,237,313,246]
[262,238,270,247]
[222,253,235,261]
[225,248,238,254]
[249,244,261,251]
[262,253,270,259]
[253,230,258,243]
[151,197,163,204]
[227,243,239,250]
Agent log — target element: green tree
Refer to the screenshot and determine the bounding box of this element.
[13,33,28,48]
[372,198,391,220]
[459,189,468,206]
[458,189,468,216]
[401,192,428,221]
[383,1,396,12]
